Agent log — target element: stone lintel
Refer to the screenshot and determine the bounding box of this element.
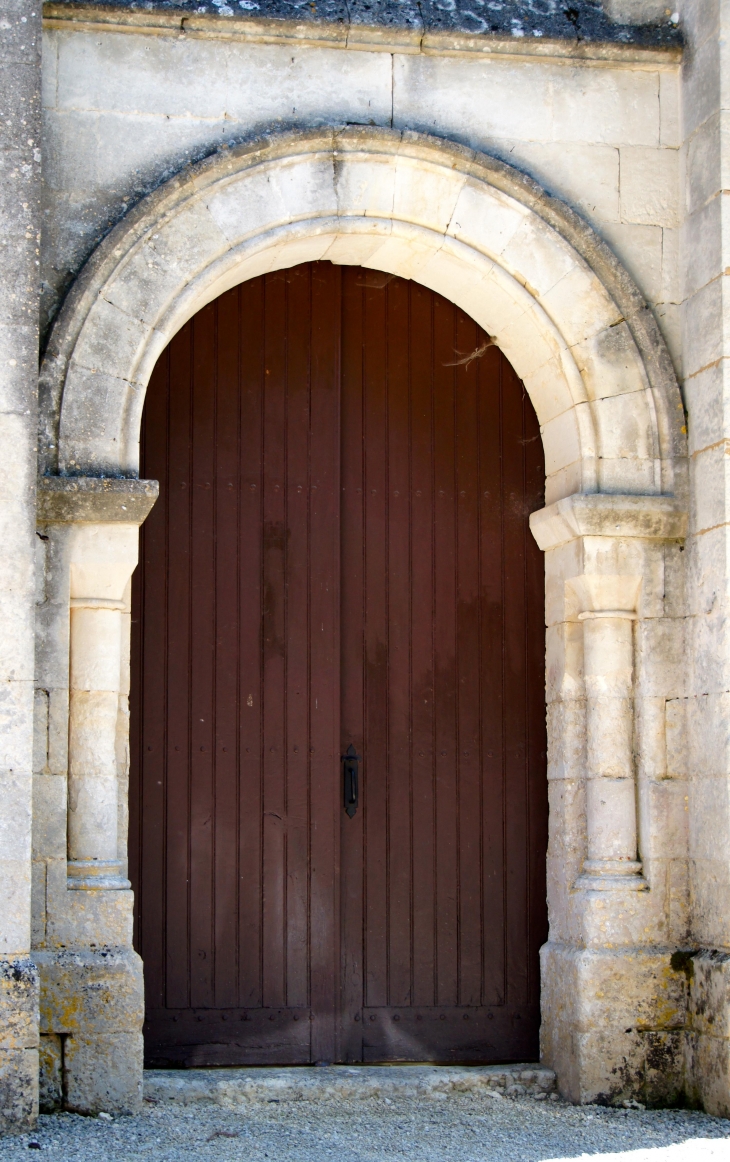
[36,477,159,526]
[530,493,688,552]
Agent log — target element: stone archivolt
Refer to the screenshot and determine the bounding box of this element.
[35,126,692,1111]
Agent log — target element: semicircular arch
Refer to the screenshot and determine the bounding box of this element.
[39,126,686,504]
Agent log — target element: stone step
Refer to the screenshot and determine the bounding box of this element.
[144,1064,557,1107]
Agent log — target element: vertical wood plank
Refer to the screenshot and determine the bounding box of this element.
[362,275,388,1011]
[189,304,217,1010]
[339,267,366,1060]
[385,278,412,1009]
[308,261,341,1063]
[164,324,194,1011]
[409,284,436,1011]
[213,288,242,1009]
[132,262,547,1068]
[237,276,265,1010]
[261,272,288,1011]
[453,311,483,1009]
[432,296,459,1010]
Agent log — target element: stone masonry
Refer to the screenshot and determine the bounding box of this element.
[3,0,730,1133]
[0,0,41,1134]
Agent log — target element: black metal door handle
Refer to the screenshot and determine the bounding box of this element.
[342,744,362,818]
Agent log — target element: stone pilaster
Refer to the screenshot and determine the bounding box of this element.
[531,493,689,1105]
[678,0,730,1117]
[33,478,157,1115]
[0,0,42,1133]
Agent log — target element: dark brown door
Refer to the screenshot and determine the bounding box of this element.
[130,262,547,1068]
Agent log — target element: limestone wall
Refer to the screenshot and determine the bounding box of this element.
[679,0,730,1116]
[39,19,682,366]
[0,0,41,1133]
[28,0,730,1119]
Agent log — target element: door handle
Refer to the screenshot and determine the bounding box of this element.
[342,745,362,818]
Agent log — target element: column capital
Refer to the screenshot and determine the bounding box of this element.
[529,492,687,552]
[37,476,158,526]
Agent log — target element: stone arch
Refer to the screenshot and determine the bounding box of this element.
[39,126,686,504]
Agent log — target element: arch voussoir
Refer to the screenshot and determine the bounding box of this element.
[41,125,685,505]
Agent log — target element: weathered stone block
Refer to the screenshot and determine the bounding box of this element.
[64,1032,142,1115]
[599,221,663,308]
[681,22,721,141]
[547,700,586,782]
[690,776,730,864]
[0,684,34,773]
[32,774,66,859]
[619,146,679,228]
[31,860,46,949]
[689,949,730,1040]
[665,698,688,778]
[38,1033,62,1113]
[691,857,730,951]
[638,779,689,861]
[684,359,730,457]
[0,958,39,1051]
[0,859,33,957]
[685,1030,730,1118]
[541,943,689,1104]
[683,277,724,381]
[659,70,680,150]
[653,859,690,947]
[0,769,32,863]
[0,324,39,414]
[37,946,143,1037]
[0,1048,38,1133]
[601,456,661,497]
[32,689,48,776]
[635,697,667,781]
[45,864,133,948]
[635,618,688,700]
[574,1027,646,1105]
[46,689,69,777]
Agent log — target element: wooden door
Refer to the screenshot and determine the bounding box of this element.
[130,262,547,1068]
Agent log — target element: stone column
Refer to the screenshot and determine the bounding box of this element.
[531,492,688,1106]
[67,524,139,891]
[0,0,42,1132]
[33,478,157,1116]
[578,608,645,890]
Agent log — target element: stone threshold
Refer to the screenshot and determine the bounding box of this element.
[144,1064,557,1106]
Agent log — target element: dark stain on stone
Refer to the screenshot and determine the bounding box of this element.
[670,950,695,980]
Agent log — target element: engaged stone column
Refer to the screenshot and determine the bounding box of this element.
[36,479,158,891]
[578,608,645,889]
[35,477,157,1116]
[67,525,137,890]
[531,492,688,1105]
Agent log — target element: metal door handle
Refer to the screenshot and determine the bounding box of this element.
[342,744,362,818]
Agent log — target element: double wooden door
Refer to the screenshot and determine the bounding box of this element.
[130,262,547,1067]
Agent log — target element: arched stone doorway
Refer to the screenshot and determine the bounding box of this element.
[128,262,548,1067]
[37,127,688,1107]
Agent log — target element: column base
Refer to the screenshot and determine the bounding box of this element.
[37,946,143,1115]
[576,860,648,891]
[66,861,131,891]
[540,943,688,1106]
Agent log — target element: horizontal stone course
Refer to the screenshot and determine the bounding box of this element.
[43,0,683,50]
[144,1064,558,1107]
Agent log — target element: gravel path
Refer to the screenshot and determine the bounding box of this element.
[2,1089,730,1161]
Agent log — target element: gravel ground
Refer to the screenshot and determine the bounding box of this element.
[2,1091,730,1161]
